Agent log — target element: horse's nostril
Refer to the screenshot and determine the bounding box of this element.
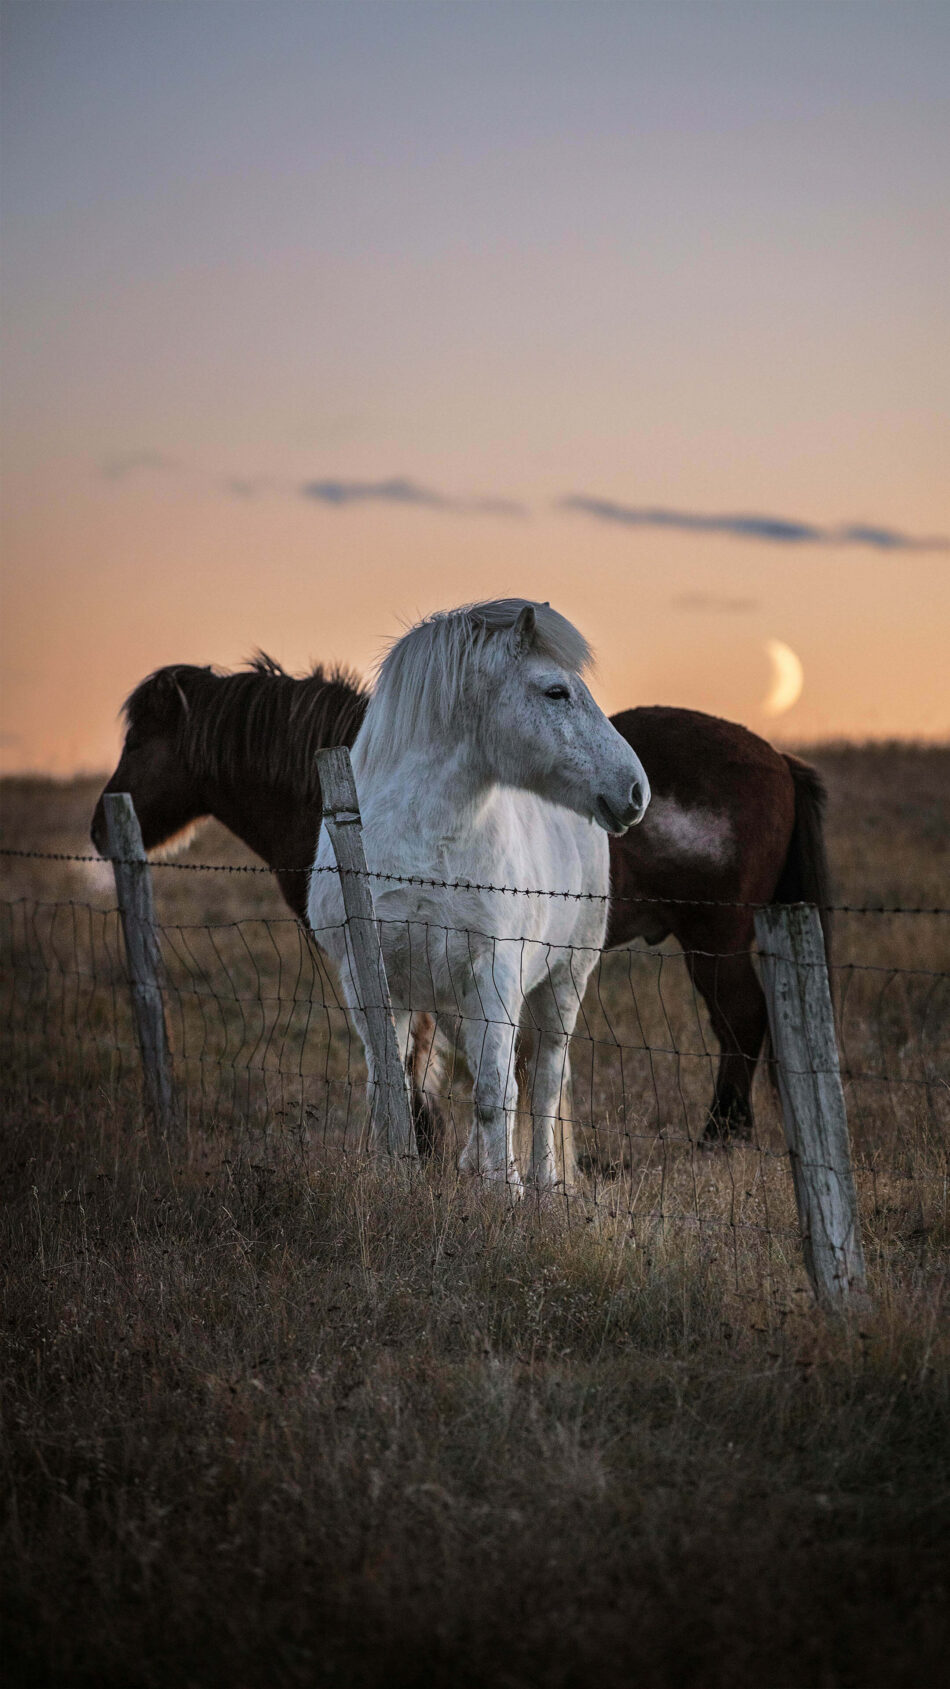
[630,781,643,812]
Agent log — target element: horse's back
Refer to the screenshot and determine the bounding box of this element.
[607,705,797,946]
[612,706,789,799]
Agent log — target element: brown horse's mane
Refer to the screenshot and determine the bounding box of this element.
[124,653,369,800]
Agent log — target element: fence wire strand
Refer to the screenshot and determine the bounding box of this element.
[1,845,948,915]
[2,859,947,1305]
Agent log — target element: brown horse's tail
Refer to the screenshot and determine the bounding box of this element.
[773,754,833,966]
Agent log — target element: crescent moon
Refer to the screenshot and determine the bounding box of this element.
[763,638,804,716]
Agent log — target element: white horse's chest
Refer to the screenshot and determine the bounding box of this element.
[308,782,609,1005]
[366,786,605,909]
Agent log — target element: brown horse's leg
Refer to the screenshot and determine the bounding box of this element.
[682,943,768,1143]
[407,1013,447,1160]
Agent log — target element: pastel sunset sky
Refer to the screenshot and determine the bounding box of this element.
[2,0,948,774]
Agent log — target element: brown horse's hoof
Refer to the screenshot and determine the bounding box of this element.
[576,1149,626,1181]
[699,1091,754,1149]
[412,1094,447,1162]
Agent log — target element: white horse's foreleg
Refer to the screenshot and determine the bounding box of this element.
[457,1016,521,1194]
[522,961,594,1189]
[525,1031,573,1187]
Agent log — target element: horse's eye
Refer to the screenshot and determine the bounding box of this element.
[545,685,570,701]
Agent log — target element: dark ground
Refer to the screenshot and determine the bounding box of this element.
[1,743,948,1688]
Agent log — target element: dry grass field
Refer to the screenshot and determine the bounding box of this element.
[1,744,948,1687]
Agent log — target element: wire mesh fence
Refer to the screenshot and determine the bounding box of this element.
[2,844,947,1306]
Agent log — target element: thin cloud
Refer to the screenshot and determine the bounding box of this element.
[673,593,758,613]
[100,452,180,481]
[465,496,528,518]
[225,477,282,499]
[301,477,526,517]
[559,496,949,553]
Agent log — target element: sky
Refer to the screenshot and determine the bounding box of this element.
[2,0,948,775]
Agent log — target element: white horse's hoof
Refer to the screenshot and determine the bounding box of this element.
[458,1152,523,1199]
[527,1159,559,1190]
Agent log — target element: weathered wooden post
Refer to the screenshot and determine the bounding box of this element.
[754,903,869,1307]
[103,792,175,1133]
[316,747,417,1159]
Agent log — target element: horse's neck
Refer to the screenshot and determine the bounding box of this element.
[356,741,495,846]
[193,672,362,875]
[355,743,581,900]
[355,761,606,909]
[206,779,320,872]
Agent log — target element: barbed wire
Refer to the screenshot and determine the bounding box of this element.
[3,889,946,1300]
[1,845,947,916]
[4,893,950,983]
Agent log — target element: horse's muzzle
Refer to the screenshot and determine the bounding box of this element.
[595,778,649,834]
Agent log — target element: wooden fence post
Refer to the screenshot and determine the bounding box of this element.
[316,747,417,1159]
[103,793,175,1133]
[754,902,868,1307]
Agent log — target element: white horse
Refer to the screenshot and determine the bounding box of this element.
[307,599,650,1192]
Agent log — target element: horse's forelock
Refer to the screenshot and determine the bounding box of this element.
[122,665,211,730]
[357,599,592,774]
[469,599,593,674]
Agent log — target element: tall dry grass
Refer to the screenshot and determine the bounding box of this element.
[2,1077,948,1689]
[1,745,948,1686]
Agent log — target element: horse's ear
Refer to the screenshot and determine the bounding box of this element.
[510,603,537,656]
[151,667,193,723]
[157,668,191,716]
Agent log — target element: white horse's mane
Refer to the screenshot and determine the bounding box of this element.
[354,598,593,779]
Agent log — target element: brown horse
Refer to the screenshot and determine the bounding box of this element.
[90,656,446,1151]
[91,654,367,921]
[606,707,829,1138]
[91,658,830,1143]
